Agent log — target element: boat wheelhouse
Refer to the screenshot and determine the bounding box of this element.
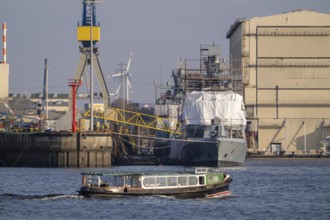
[79,168,232,198]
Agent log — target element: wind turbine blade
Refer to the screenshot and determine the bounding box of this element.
[127,78,132,89]
[126,52,133,74]
[116,85,121,95]
[112,73,124,78]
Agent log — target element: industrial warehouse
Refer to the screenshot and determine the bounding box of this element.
[0,7,330,168]
[226,9,330,156]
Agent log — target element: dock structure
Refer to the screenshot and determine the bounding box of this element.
[0,131,113,167]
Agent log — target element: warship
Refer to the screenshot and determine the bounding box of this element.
[154,44,247,167]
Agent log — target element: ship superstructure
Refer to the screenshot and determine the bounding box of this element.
[154,44,247,166]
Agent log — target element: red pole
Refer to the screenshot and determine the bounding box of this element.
[69,79,80,133]
[72,84,77,132]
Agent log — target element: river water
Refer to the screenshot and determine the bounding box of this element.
[1,158,329,220]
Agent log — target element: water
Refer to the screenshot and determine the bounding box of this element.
[1,158,330,220]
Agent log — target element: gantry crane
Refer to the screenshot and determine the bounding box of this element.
[72,1,177,135]
[70,0,110,131]
[72,0,109,107]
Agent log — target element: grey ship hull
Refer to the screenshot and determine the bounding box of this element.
[168,137,247,167]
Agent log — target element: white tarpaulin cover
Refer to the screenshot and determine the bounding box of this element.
[181,91,246,126]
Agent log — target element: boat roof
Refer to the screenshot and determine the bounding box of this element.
[81,168,223,177]
[81,171,196,177]
[81,171,146,176]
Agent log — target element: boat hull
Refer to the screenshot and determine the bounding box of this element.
[168,138,246,167]
[79,180,231,199]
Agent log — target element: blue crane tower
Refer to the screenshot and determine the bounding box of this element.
[80,2,97,48]
[72,0,110,108]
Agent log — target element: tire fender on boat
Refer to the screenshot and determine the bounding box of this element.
[224,175,232,184]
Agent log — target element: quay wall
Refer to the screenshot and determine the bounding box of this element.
[0,131,113,168]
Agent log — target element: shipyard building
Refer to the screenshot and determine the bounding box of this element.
[0,63,9,100]
[226,10,330,155]
[0,50,10,116]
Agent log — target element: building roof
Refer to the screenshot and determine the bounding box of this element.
[226,9,329,38]
[226,18,245,39]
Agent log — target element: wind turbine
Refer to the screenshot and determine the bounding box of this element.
[112,52,133,105]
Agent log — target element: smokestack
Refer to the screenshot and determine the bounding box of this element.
[2,22,7,64]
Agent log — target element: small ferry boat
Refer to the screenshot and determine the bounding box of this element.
[79,168,232,198]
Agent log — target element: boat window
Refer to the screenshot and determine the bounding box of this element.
[125,176,132,186]
[199,176,205,185]
[178,176,188,186]
[102,176,114,186]
[114,176,124,186]
[188,176,198,185]
[167,177,177,186]
[131,177,141,187]
[207,175,219,184]
[143,177,156,187]
[156,177,166,187]
[195,168,208,173]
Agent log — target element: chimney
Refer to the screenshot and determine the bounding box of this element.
[2,22,7,64]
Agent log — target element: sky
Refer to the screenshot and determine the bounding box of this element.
[1,0,329,105]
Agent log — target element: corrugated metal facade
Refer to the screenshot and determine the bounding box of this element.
[227,10,330,155]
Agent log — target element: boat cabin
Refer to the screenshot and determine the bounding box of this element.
[81,168,226,190]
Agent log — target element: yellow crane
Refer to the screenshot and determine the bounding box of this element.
[84,106,180,134]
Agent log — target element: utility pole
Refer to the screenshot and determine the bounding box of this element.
[45,59,48,128]
[90,0,94,131]
[42,59,48,128]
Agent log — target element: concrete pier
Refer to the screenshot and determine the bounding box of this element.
[0,131,113,167]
